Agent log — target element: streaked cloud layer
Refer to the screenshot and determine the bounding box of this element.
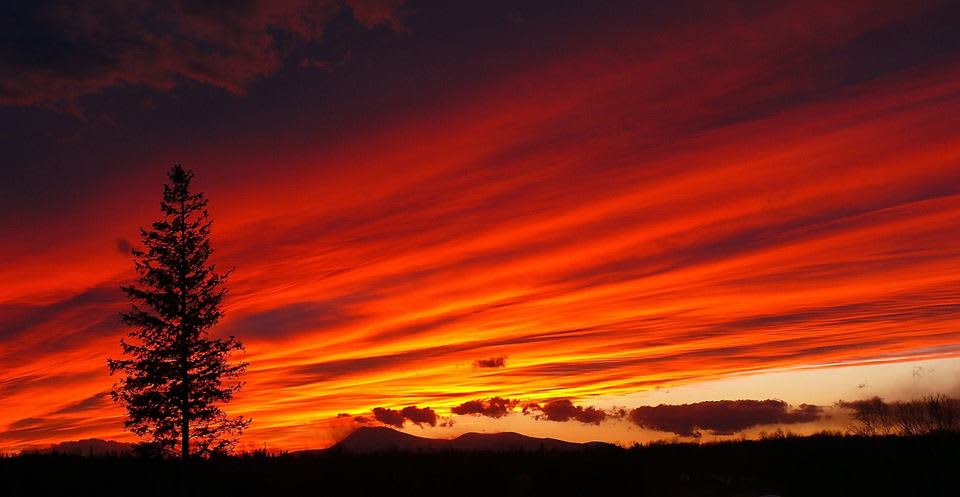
[2,0,959,451]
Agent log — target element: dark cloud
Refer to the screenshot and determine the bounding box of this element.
[0,415,122,444]
[629,400,823,437]
[0,371,103,400]
[0,389,123,448]
[115,238,132,254]
[348,0,408,30]
[223,300,362,341]
[0,283,121,341]
[525,399,607,425]
[400,406,438,427]
[371,405,437,428]
[451,397,518,418]
[49,391,111,416]
[372,407,405,428]
[0,0,407,108]
[473,356,507,369]
[831,1,960,86]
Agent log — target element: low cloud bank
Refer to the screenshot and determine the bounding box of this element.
[369,394,960,439]
[628,399,823,437]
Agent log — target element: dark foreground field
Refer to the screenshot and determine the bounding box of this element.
[2,433,957,497]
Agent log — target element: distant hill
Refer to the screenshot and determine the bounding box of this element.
[29,429,616,456]
[325,426,617,453]
[449,431,615,451]
[28,439,134,456]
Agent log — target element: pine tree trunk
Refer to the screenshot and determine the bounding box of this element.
[181,394,189,460]
[181,427,188,459]
[179,198,190,461]
[180,332,189,460]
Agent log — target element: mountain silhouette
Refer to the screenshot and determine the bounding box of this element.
[28,439,134,456]
[326,426,617,453]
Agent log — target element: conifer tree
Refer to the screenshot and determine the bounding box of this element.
[109,165,249,459]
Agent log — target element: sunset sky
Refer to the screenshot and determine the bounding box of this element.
[2,0,960,453]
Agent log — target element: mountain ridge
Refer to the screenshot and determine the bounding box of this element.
[20,427,619,456]
[26,438,134,456]
[324,426,619,454]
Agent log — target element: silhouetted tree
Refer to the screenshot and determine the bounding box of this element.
[839,394,960,436]
[839,397,894,436]
[109,165,249,460]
